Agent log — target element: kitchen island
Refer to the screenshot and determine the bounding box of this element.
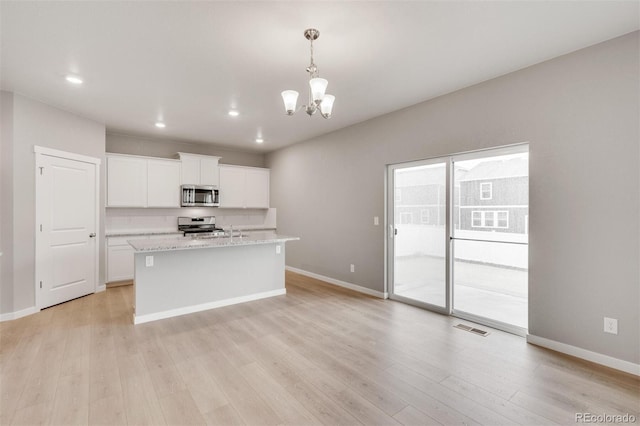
[129,232,299,324]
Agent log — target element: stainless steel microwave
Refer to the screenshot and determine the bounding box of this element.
[181,185,219,207]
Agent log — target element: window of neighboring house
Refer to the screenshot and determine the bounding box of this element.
[420,209,430,224]
[484,211,495,227]
[497,211,509,228]
[471,211,509,228]
[480,182,493,200]
[472,211,482,227]
[400,212,413,224]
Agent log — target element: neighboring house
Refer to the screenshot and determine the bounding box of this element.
[394,165,446,227]
[457,157,528,234]
[395,157,528,235]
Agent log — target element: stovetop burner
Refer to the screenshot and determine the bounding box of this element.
[183,227,224,233]
[178,216,224,236]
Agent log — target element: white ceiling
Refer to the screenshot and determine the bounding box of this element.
[1,1,638,152]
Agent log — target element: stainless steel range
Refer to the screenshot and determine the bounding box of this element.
[178,216,224,237]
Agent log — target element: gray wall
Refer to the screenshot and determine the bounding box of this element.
[0,91,106,314]
[0,92,14,314]
[106,133,265,167]
[266,33,639,364]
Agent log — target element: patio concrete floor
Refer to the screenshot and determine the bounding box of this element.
[394,256,528,329]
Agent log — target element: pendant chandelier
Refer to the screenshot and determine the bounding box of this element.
[281,28,335,119]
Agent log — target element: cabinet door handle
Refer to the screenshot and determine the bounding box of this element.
[89,233,96,238]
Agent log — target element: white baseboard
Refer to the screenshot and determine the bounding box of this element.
[1,285,105,322]
[527,334,640,376]
[133,288,287,325]
[286,266,388,299]
[0,306,40,322]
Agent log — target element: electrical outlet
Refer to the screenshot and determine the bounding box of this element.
[604,317,618,335]
[350,264,355,273]
[145,255,154,267]
[374,216,379,226]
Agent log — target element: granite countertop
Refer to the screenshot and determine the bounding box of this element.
[106,227,277,238]
[128,231,299,253]
[106,230,184,238]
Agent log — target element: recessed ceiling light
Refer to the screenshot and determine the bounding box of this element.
[228,110,239,117]
[155,122,166,128]
[65,75,83,85]
[256,138,264,144]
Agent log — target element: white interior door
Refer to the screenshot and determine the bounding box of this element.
[36,149,99,309]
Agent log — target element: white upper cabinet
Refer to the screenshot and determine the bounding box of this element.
[200,156,220,186]
[107,154,147,207]
[180,155,200,186]
[147,159,181,207]
[107,153,181,208]
[219,165,270,209]
[219,166,245,208]
[178,153,221,186]
[245,168,270,208]
[107,153,266,209]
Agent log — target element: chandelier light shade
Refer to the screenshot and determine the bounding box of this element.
[309,78,328,104]
[281,90,299,115]
[319,94,335,118]
[281,28,335,119]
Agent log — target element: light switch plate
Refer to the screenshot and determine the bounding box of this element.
[276,245,281,254]
[145,255,154,267]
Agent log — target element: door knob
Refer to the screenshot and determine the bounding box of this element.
[89,233,96,238]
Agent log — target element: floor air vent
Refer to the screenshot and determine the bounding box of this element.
[453,324,473,332]
[454,323,490,337]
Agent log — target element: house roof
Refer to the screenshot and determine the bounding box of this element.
[457,157,528,181]
[395,165,446,187]
[394,156,528,186]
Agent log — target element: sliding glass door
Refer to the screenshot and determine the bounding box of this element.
[387,145,528,334]
[388,158,449,313]
[451,148,529,333]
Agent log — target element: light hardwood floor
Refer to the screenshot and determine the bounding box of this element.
[1,271,638,425]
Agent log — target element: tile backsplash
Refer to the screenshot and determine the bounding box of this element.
[106,207,276,234]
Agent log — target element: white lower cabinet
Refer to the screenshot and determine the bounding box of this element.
[106,234,180,283]
[107,237,135,282]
